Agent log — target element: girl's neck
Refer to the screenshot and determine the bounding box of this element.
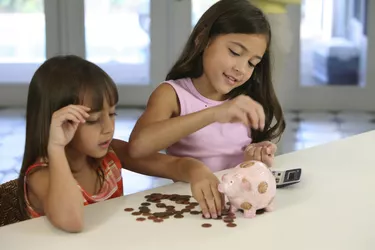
[192,75,227,101]
[64,146,91,174]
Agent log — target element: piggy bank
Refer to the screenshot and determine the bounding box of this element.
[218,160,276,218]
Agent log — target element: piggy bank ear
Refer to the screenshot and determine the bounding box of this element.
[241,178,252,191]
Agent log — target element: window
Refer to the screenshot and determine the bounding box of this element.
[0,0,45,83]
[191,0,217,27]
[84,0,150,84]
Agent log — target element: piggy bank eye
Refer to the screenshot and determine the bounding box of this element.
[230,180,234,184]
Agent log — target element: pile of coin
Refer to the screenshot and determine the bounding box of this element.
[124,193,239,228]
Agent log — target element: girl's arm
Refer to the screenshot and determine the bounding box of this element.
[128,83,217,158]
[128,83,264,158]
[111,139,224,218]
[113,139,206,182]
[27,146,84,233]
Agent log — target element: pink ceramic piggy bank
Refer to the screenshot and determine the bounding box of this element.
[218,160,276,218]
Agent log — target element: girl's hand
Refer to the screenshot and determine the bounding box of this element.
[211,95,265,131]
[189,166,224,219]
[244,141,277,167]
[48,105,90,148]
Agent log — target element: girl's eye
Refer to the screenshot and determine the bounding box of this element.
[85,112,117,124]
[248,62,255,68]
[229,49,240,56]
[86,120,99,125]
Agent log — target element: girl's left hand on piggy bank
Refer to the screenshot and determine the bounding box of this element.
[244,141,277,167]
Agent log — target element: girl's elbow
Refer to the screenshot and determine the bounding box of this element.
[128,139,147,159]
[48,212,84,233]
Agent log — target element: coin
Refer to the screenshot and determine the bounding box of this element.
[124,208,134,212]
[190,211,201,215]
[156,203,166,208]
[226,223,237,227]
[174,214,184,219]
[201,223,212,228]
[223,218,234,223]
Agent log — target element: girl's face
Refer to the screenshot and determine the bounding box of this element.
[68,97,116,159]
[200,33,267,98]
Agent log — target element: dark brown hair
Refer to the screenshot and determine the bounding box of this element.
[166,0,285,143]
[17,55,118,217]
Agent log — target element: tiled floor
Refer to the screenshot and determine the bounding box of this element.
[1,108,374,194]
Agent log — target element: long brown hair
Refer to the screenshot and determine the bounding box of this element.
[166,0,285,143]
[18,55,118,217]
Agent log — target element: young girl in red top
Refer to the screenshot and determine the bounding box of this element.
[17,55,222,233]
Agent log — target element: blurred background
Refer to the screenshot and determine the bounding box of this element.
[0,0,374,193]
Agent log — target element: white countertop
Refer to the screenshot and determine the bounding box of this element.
[1,131,375,250]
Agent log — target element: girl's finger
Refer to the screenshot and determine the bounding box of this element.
[203,188,218,219]
[246,146,256,160]
[193,188,210,219]
[254,146,262,161]
[210,183,223,216]
[68,105,90,118]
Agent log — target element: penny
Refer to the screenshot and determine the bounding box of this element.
[156,203,166,208]
[136,217,146,222]
[166,205,175,209]
[221,208,230,215]
[190,202,199,206]
[166,211,176,216]
[139,207,150,212]
[185,205,195,209]
[256,209,265,214]
[151,194,163,200]
[144,195,151,199]
[201,223,212,228]
[142,212,151,216]
[141,202,151,206]
[153,212,163,217]
[223,218,234,223]
[153,218,164,223]
[174,214,184,219]
[183,201,190,205]
[131,212,142,216]
[124,208,134,212]
[227,212,236,218]
[190,211,201,215]
[181,208,191,213]
[226,223,237,227]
